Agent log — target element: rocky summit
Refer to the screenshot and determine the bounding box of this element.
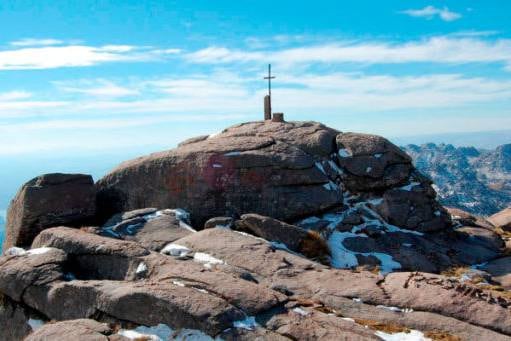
[1,120,511,341]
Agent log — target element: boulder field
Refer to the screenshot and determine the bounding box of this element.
[1,120,510,340]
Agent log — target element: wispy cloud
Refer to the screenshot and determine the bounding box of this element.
[400,6,462,22]
[55,79,140,98]
[9,38,64,47]
[186,36,511,71]
[0,90,32,101]
[0,42,181,70]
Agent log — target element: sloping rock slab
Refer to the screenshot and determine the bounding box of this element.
[32,227,149,280]
[267,309,380,340]
[382,272,511,335]
[489,207,511,231]
[0,248,65,301]
[25,319,114,341]
[481,256,511,290]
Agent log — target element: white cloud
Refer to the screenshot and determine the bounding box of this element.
[400,6,462,22]
[10,38,64,47]
[56,79,139,98]
[185,36,511,70]
[0,90,32,101]
[1,71,510,120]
[0,43,180,70]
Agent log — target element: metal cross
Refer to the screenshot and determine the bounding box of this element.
[264,64,275,113]
[264,64,276,97]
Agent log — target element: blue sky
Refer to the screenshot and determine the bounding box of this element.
[0,0,510,158]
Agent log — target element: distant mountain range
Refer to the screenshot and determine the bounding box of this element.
[402,143,511,216]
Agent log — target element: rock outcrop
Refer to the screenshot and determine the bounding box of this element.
[97,121,450,233]
[1,226,510,340]
[3,173,95,249]
[1,120,510,340]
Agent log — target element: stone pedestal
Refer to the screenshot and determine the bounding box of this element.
[272,113,285,122]
[264,95,271,120]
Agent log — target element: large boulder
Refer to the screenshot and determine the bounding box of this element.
[4,173,95,249]
[489,207,511,231]
[335,132,412,191]
[96,121,449,232]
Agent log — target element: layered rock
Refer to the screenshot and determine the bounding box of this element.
[3,173,95,249]
[1,226,510,340]
[1,120,510,340]
[97,121,450,233]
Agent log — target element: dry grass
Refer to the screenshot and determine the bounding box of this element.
[354,318,410,334]
[424,331,461,341]
[440,266,485,284]
[478,284,511,300]
[355,264,381,275]
[299,230,331,265]
[440,266,471,278]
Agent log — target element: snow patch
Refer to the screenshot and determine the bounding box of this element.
[399,182,421,191]
[377,305,414,313]
[341,317,355,322]
[328,231,401,273]
[338,148,352,157]
[323,181,338,191]
[212,163,223,168]
[172,280,186,287]
[26,247,53,255]
[118,324,173,341]
[366,167,372,173]
[161,243,191,257]
[375,329,431,341]
[328,160,343,174]
[367,198,383,206]
[292,307,310,316]
[136,262,148,274]
[4,247,26,256]
[194,252,224,268]
[28,318,45,330]
[374,153,383,158]
[233,316,259,331]
[224,151,241,156]
[352,297,362,303]
[315,162,326,174]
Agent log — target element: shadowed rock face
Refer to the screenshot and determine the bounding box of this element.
[96,121,450,232]
[4,173,95,249]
